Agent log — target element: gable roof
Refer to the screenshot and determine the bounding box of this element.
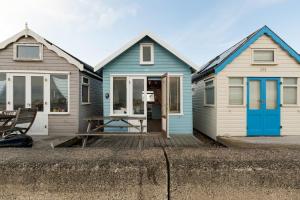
[0,27,101,79]
[192,26,300,82]
[94,32,198,72]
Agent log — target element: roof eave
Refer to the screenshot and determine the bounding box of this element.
[0,28,85,71]
[192,68,215,83]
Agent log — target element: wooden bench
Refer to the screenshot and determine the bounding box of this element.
[0,108,37,137]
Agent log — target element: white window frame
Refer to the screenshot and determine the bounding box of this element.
[251,48,277,65]
[110,75,148,117]
[129,76,147,117]
[13,43,43,61]
[228,77,245,107]
[110,76,129,116]
[49,74,70,114]
[204,78,215,107]
[81,76,90,105]
[140,43,154,65]
[168,75,183,115]
[110,73,183,116]
[281,77,299,107]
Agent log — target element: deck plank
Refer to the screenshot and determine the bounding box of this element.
[86,134,204,149]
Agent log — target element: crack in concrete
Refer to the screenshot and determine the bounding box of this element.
[161,145,170,200]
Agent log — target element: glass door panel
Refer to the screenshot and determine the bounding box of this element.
[13,76,26,110]
[0,73,6,110]
[31,76,44,111]
[266,80,277,109]
[249,80,261,109]
[132,79,145,115]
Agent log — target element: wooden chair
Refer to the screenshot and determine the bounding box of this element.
[0,108,37,137]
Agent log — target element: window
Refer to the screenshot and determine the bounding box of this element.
[50,75,68,113]
[205,79,214,105]
[140,43,154,65]
[113,77,127,114]
[14,44,42,60]
[81,76,90,104]
[31,76,44,111]
[0,73,6,110]
[132,79,145,115]
[252,49,275,64]
[229,77,244,105]
[283,78,297,105]
[169,77,181,113]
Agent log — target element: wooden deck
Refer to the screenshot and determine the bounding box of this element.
[87,134,204,149]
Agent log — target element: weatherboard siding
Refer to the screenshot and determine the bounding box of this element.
[217,34,300,136]
[192,75,217,139]
[102,38,193,134]
[0,36,80,135]
[79,72,103,133]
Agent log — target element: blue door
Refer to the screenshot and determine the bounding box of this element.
[247,77,280,136]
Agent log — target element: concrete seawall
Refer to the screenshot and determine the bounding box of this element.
[0,148,167,200]
[167,148,300,200]
[0,147,299,199]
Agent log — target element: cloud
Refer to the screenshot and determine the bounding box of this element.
[0,0,139,37]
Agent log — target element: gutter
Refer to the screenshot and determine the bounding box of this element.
[83,69,103,81]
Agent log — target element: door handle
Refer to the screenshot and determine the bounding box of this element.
[45,102,48,105]
[7,101,10,105]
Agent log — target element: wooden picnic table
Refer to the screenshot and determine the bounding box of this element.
[80,116,147,147]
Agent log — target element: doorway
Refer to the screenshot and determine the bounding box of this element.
[247,77,280,136]
[147,77,162,133]
[6,73,49,135]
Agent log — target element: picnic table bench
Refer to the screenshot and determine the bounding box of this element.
[0,113,16,126]
[79,116,147,147]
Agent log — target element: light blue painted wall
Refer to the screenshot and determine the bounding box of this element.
[102,37,193,134]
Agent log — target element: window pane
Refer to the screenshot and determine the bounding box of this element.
[229,87,243,105]
[132,79,144,115]
[142,46,151,62]
[266,80,277,109]
[249,80,260,109]
[0,73,6,111]
[229,77,243,85]
[113,77,127,114]
[82,85,89,103]
[169,77,180,112]
[31,76,44,111]
[13,76,26,110]
[17,45,40,59]
[205,80,213,87]
[50,75,68,112]
[253,50,274,62]
[283,87,297,104]
[205,87,214,105]
[283,78,297,85]
[83,77,89,84]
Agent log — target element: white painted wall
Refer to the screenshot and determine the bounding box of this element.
[217,35,300,137]
[192,75,217,139]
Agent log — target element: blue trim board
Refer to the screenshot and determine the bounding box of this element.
[215,26,300,74]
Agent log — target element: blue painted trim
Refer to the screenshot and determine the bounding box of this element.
[215,26,300,74]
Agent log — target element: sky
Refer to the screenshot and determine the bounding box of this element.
[0,0,299,69]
